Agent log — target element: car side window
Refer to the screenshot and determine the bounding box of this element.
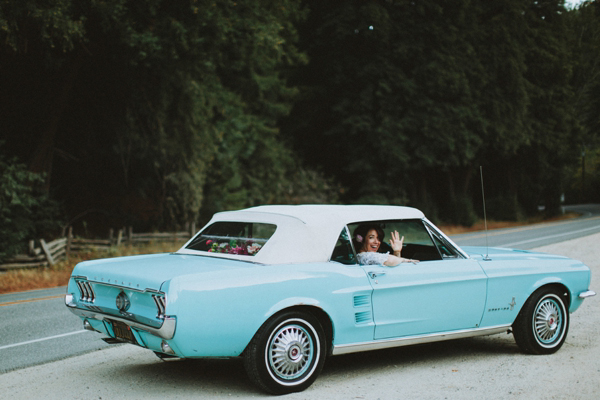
[347,219,443,262]
[426,224,462,258]
[430,227,460,258]
[389,220,442,261]
[330,228,357,265]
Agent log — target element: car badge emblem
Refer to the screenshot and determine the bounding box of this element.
[116,291,131,312]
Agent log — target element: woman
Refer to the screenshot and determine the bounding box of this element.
[353,224,419,266]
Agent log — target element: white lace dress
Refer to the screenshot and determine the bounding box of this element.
[357,251,389,265]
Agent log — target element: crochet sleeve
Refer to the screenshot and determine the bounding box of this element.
[357,252,389,265]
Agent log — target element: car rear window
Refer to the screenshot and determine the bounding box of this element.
[185,222,276,256]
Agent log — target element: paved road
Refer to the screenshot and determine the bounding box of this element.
[1,204,598,375]
[449,204,600,249]
[0,287,112,373]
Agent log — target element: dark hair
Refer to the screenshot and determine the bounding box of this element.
[353,224,385,252]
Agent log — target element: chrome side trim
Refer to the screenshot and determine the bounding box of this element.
[579,290,596,299]
[65,295,176,339]
[332,325,511,356]
[71,274,166,295]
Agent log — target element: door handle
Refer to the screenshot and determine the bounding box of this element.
[368,272,386,279]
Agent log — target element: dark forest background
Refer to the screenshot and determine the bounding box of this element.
[2,0,600,259]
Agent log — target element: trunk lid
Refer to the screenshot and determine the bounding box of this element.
[72,253,255,291]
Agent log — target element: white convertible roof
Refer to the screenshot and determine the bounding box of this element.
[178,205,425,265]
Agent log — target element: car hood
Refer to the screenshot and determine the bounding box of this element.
[461,246,567,261]
[71,253,256,291]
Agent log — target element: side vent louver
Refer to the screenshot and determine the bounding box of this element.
[353,294,371,308]
[354,311,372,324]
[353,293,372,324]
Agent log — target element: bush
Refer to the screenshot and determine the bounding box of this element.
[0,152,61,262]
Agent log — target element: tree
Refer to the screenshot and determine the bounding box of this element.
[566,0,600,203]
[285,0,531,223]
[1,0,321,232]
[284,0,586,223]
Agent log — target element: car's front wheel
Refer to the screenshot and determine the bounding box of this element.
[512,287,569,355]
[244,311,326,394]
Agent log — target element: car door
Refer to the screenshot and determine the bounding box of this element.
[352,219,488,340]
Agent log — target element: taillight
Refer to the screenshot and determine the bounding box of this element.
[76,280,95,303]
[152,294,166,319]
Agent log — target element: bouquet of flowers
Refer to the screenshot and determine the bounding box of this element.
[206,239,262,256]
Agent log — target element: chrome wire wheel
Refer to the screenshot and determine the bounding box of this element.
[533,296,563,345]
[513,288,569,355]
[267,323,315,381]
[245,312,326,394]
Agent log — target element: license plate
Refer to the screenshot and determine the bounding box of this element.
[110,320,137,344]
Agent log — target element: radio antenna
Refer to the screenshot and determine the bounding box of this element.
[480,166,491,261]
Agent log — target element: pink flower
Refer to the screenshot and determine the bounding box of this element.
[356,235,363,243]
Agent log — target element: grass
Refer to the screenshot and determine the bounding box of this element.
[0,241,185,295]
[0,212,580,295]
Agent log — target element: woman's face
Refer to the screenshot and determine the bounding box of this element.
[362,229,381,253]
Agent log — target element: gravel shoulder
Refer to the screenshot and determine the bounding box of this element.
[2,234,599,399]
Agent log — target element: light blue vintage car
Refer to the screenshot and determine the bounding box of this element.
[65,205,595,394]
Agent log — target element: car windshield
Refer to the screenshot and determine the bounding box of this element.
[185,222,277,256]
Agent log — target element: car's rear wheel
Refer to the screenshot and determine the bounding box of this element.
[244,311,326,394]
[513,287,569,355]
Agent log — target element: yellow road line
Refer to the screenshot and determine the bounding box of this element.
[0,294,64,307]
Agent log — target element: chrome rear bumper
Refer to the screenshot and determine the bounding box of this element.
[65,294,176,339]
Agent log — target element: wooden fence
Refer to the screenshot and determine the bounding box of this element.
[0,226,194,271]
[0,238,65,270]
